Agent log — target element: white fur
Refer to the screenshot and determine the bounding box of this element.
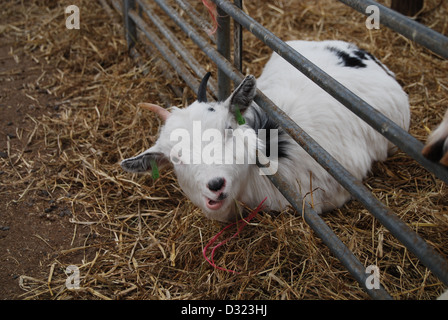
[422,108,448,166]
[426,109,448,146]
[122,40,410,222]
[252,40,410,214]
[438,289,448,300]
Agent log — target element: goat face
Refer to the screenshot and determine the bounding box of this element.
[422,109,448,167]
[121,74,260,222]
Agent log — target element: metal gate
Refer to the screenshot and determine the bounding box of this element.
[103,0,448,299]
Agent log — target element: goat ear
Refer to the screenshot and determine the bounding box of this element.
[422,114,448,166]
[228,75,257,114]
[120,151,169,174]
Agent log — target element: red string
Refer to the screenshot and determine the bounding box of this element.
[201,0,218,35]
[202,197,268,274]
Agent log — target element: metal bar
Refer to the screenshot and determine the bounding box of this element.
[338,0,448,59]
[256,155,393,300]
[127,9,202,97]
[153,0,448,288]
[174,0,216,43]
[99,0,115,18]
[217,5,231,100]
[211,0,448,185]
[233,0,243,73]
[110,0,184,100]
[123,0,137,49]
[137,0,218,96]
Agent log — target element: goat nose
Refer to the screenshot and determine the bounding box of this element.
[207,177,226,192]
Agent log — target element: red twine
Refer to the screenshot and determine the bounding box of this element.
[202,197,268,274]
[201,0,218,35]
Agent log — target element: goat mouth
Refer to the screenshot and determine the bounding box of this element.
[205,194,227,210]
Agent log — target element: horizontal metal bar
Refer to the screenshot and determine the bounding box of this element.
[174,0,217,44]
[128,9,204,98]
[98,0,115,18]
[338,0,448,59]
[109,0,184,100]
[211,0,448,186]
[155,0,448,287]
[110,0,123,16]
[256,155,393,300]
[136,0,218,96]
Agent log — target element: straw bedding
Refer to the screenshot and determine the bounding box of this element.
[2,0,447,299]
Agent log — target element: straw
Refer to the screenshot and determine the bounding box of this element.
[2,0,446,300]
[203,197,267,273]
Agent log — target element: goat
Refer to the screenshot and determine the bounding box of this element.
[422,109,448,166]
[121,40,410,222]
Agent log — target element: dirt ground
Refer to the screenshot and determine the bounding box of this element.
[0,26,89,300]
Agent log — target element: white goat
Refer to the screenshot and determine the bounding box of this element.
[422,109,448,166]
[422,111,448,300]
[121,40,410,222]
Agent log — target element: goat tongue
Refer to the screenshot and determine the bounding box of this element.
[206,198,224,210]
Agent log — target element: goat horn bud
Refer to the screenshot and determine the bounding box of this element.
[138,102,170,122]
[198,72,211,103]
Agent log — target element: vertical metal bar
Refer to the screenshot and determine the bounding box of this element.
[233,0,243,73]
[217,5,231,100]
[123,0,137,49]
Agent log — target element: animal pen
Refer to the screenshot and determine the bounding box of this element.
[98,0,448,299]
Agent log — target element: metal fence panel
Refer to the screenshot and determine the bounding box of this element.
[116,0,448,298]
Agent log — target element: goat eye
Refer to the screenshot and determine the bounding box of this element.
[208,107,215,112]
